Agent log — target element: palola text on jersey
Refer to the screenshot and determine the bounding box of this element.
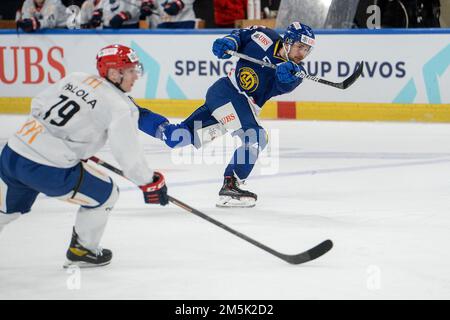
[63,82,97,109]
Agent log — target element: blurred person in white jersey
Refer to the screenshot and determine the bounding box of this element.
[80,0,141,29]
[139,0,197,29]
[16,0,69,32]
[0,44,168,268]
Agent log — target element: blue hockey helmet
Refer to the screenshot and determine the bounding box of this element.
[284,22,316,54]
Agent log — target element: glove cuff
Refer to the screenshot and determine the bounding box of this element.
[93,9,102,16]
[140,172,166,192]
[118,11,131,20]
[31,17,39,30]
[224,36,239,50]
[175,0,185,10]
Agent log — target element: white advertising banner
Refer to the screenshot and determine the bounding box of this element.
[0,30,449,103]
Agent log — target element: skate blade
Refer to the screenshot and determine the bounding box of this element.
[216,196,256,208]
[63,260,111,269]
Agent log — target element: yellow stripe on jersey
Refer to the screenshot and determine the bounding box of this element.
[82,76,103,89]
[273,40,287,62]
[225,36,239,49]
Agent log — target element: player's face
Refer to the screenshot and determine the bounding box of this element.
[288,42,312,64]
[119,65,140,92]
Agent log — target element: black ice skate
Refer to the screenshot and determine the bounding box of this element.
[63,228,112,268]
[216,175,257,208]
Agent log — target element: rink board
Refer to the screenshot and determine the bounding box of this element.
[1,97,450,122]
[0,29,449,121]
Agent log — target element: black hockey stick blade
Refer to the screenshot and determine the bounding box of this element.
[279,239,333,265]
[341,61,364,89]
[310,61,364,90]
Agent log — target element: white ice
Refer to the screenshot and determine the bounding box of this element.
[1,115,450,299]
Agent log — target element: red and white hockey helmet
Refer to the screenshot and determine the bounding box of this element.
[96,44,143,78]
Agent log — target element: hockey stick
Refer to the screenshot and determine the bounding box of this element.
[89,156,333,265]
[226,50,364,90]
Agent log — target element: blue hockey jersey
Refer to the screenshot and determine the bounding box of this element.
[227,26,303,107]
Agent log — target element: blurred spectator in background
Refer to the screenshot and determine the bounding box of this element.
[63,0,91,29]
[354,0,441,28]
[213,0,246,28]
[16,0,69,32]
[61,0,86,6]
[79,0,101,28]
[441,0,450,27]
[139,0,158,21]
[261,0,280,19]
[140,0,197,29]
[0,0,25,20]
[80,0,140,29]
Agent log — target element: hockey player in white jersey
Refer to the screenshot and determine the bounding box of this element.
[80,0,141,29]
[17,0,69,32]
[0,44,168,268]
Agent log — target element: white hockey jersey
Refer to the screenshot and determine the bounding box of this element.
[80,0,141,27]
[8,72,154,186]
[19,0,69,29]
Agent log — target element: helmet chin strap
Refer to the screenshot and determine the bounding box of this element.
[282,42,292,62]
[118,70,124,87]
[107,71,125,92]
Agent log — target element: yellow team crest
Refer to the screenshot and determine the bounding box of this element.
[238,67,259,93]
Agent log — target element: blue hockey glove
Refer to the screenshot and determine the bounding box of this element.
[139,172,169,206]
[212,37,238,59]
[276,61,303,84]
[162,0,185,16]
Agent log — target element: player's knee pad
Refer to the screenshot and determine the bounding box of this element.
[89,181,119,212]
[54,164,119,210]
[181,104,224,148]
[191,122,227,148]
[234,127,268,155]
[256,128,268,151]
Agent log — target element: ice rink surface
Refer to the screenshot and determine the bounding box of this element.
[1,115,450,300]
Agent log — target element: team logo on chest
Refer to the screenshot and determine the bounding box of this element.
[238,67,259,93]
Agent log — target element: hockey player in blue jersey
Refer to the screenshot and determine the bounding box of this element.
[138,22,315,207]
